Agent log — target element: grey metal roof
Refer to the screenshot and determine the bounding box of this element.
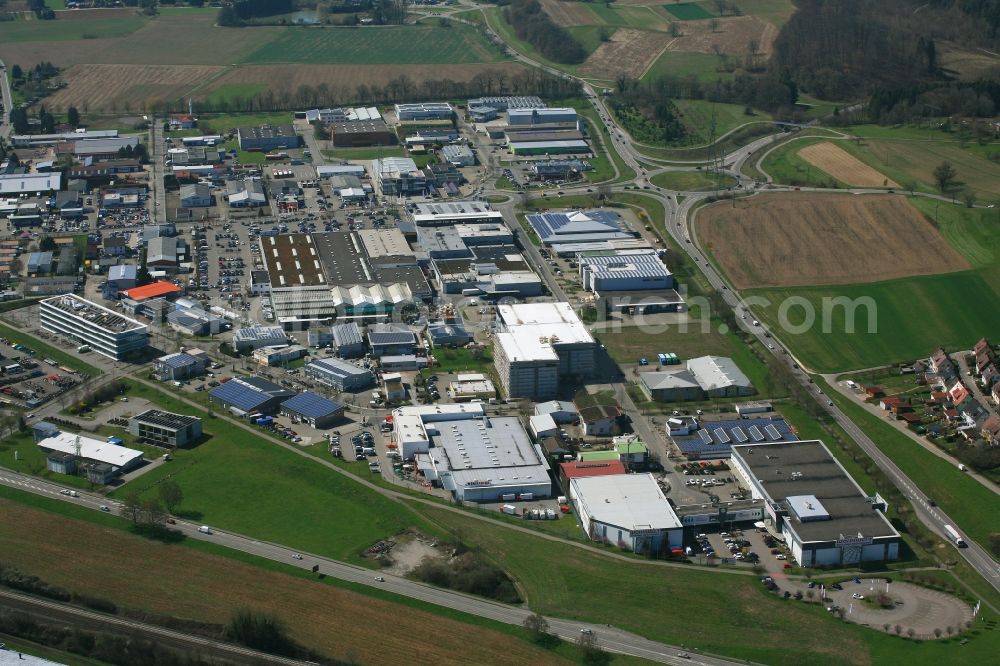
[368,324,416,346]
[331,322,363,347]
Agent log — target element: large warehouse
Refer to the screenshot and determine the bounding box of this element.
[494,302,595,399]
[578,250,676,293]
[730,440,901,566]
[304,357,374,392]
[40,294,148,360]
[570,473,683,554]
[237,125,300,151]
[395,409,551,502]
[640,355,754,401]
[38,430,144,483]
[279,391,345,428]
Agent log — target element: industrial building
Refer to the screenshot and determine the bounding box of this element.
[441,144,476,167]
[208,376,296,416]
[494,302,595,399]
[578,250,675,293]
[509,139,590,156]
[252,344,307,367]
[535,400,580,424]
[356,228,411,258]
[233,325,287,352]
[38,430,144,483]
[467,96,544,111]
[39,294,148,360]
[730,440,901,566]
[304,106,381,123]
[374,157,426,196]
[0,172,62,196]
[26,251,54,275]
[237,125,301,151]
[153,350,207,382]
[531,159,592,180]
[527,210,635,248]
[226,179,267,208]
[639,355,754,401]
[330,119,395,147]
[425,320,472,348]
[179,183,212,207]
[127,409,202,448]
[304,357,374,392]
[432,244,542,297]
[558,460,627,488]
[411,200,504,226]
[448,373,496,402]
[368,323,418,357]
[167,307,228,337]
[671,417,797,460]
[308,321,365,357]
[395,102,454,121]
[392,407,551,502]
[570,474,683,554]
[508,108,578,126]
[279,391,345,428]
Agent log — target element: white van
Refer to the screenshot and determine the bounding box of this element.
[198,525,213,534]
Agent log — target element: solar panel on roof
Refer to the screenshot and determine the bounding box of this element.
[732,427,748,443]
[281,391,343,418]
[209,381,270,411]
[713,428,731,444]
[764,424,781,440]
[698,429,713,445]
[749,425,765,442]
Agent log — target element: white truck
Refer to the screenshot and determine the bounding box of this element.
[943,524,967,548]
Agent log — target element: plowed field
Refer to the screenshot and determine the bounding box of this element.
[45,64,224,111]
[579,29,674,79]
[798,141,899,188]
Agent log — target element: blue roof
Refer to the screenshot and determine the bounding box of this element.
[526,210,624,241]
[160,352,196,369]
[281,391,344,419]
[209,376,294,411]
[368,324,416,346]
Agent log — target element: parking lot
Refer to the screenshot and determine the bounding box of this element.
[0,337,86,410]
[690,525,791,571]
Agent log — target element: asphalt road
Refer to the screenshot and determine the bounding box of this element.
[0,59,12,140]
[0,469,742,666]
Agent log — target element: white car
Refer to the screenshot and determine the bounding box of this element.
[852,593,865,600]
[292,553,303,560]
[775,554,786,560]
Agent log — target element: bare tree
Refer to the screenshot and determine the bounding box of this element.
[710,17,720,33]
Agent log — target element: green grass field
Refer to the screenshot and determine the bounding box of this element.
[641,50,731,83]
[674,99,773,144]
[202,83,267,106]
[0,14,147,42]
[663,2,714,20]
[565,25,607,57]
[590,3,671,30]
[910,198,1000,268]
[245,25,503,64]
[108,381,439,565]
[425,346,494,374]
[759,135,850,188]
[651,169,736,191]
[199,111,291,133]
[748,266,1000,372]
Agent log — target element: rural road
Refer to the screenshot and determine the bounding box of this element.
[0,469,744,666]
[0,59,12,141]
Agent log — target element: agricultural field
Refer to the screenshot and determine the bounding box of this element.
[43,64,224,112]
[798,141,899,188]
[201,83,268,107]
[674,99,773,144]
[665,15,778,57]
[909,198,1000,268]
[0,499,570,666]
[578,28,674,80]
[748,266,1000,372]
[540,0,604,26]
[0,13,146,42]
[245,25,504,65]
[663,2,715,20]
[640,49,733,82]
[758,135,849,188]
[698,193,970,288]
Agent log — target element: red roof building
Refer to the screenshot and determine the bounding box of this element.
[122,280,181,302]
[559,460,626,482]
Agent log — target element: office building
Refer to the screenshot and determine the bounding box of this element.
[127,409,202,448]
[40,294,148,360]
[395,102,454,121]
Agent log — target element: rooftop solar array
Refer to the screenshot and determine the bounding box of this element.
[713,428,731,444]
[765,424,781,440]
[281,391,344,419]
[749,425,765,442]
[673,418,798,458]
[732,426,748,443]
[209,377,292,411]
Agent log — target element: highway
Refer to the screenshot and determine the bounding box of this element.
[0,469,743,666]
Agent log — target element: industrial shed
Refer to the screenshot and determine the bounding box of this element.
[280,391,345,428]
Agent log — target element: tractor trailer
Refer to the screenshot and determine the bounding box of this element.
[943,524,967,548]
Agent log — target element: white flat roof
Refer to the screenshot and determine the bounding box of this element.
[497,302,594,353]
[496,330,558,363]
[572,473,682,531]
[39,431,144,468]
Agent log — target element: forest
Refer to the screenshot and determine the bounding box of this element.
[504,0,588,65]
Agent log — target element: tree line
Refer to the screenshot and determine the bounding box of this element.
[135,67,580,115]
[217,0,295,26]
[504,0,587,65]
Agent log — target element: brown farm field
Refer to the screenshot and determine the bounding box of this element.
[798,142,900,188]
[45,64,224,112]
[579,28,675,79]
[697,193,971,288]
[540,0,603,26]
[0,500,569,666]
[668,15,778,56]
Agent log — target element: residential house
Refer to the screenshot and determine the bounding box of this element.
[974,337,992,357]
[864,385,886,399]
[982,416,1000,444]
[879,397,903,411]
[578,404,621,437]
[930,347,958,382]
[993,382,1000,407]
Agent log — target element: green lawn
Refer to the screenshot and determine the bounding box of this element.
[417,504,1000,666]
[748,266,1000,373]
[425,346,493,374]
[636,121,781,163]
[0,432,98,491]
[819,376,1000,553]
[222,139,268,165]
[0,320,101,377]
[322,146,405,161]
[910,198,1000,268]
[199,111,291,133]
[663,2,715,20]
[641,50,731,83]
[674,99,774,145]
[108,381,440,565]
[246,25,504,64]
[566,25,607,57]
[202,83,268,106]
[759,135,852,188]
[651,170,736,191]
[0,15,147,42]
